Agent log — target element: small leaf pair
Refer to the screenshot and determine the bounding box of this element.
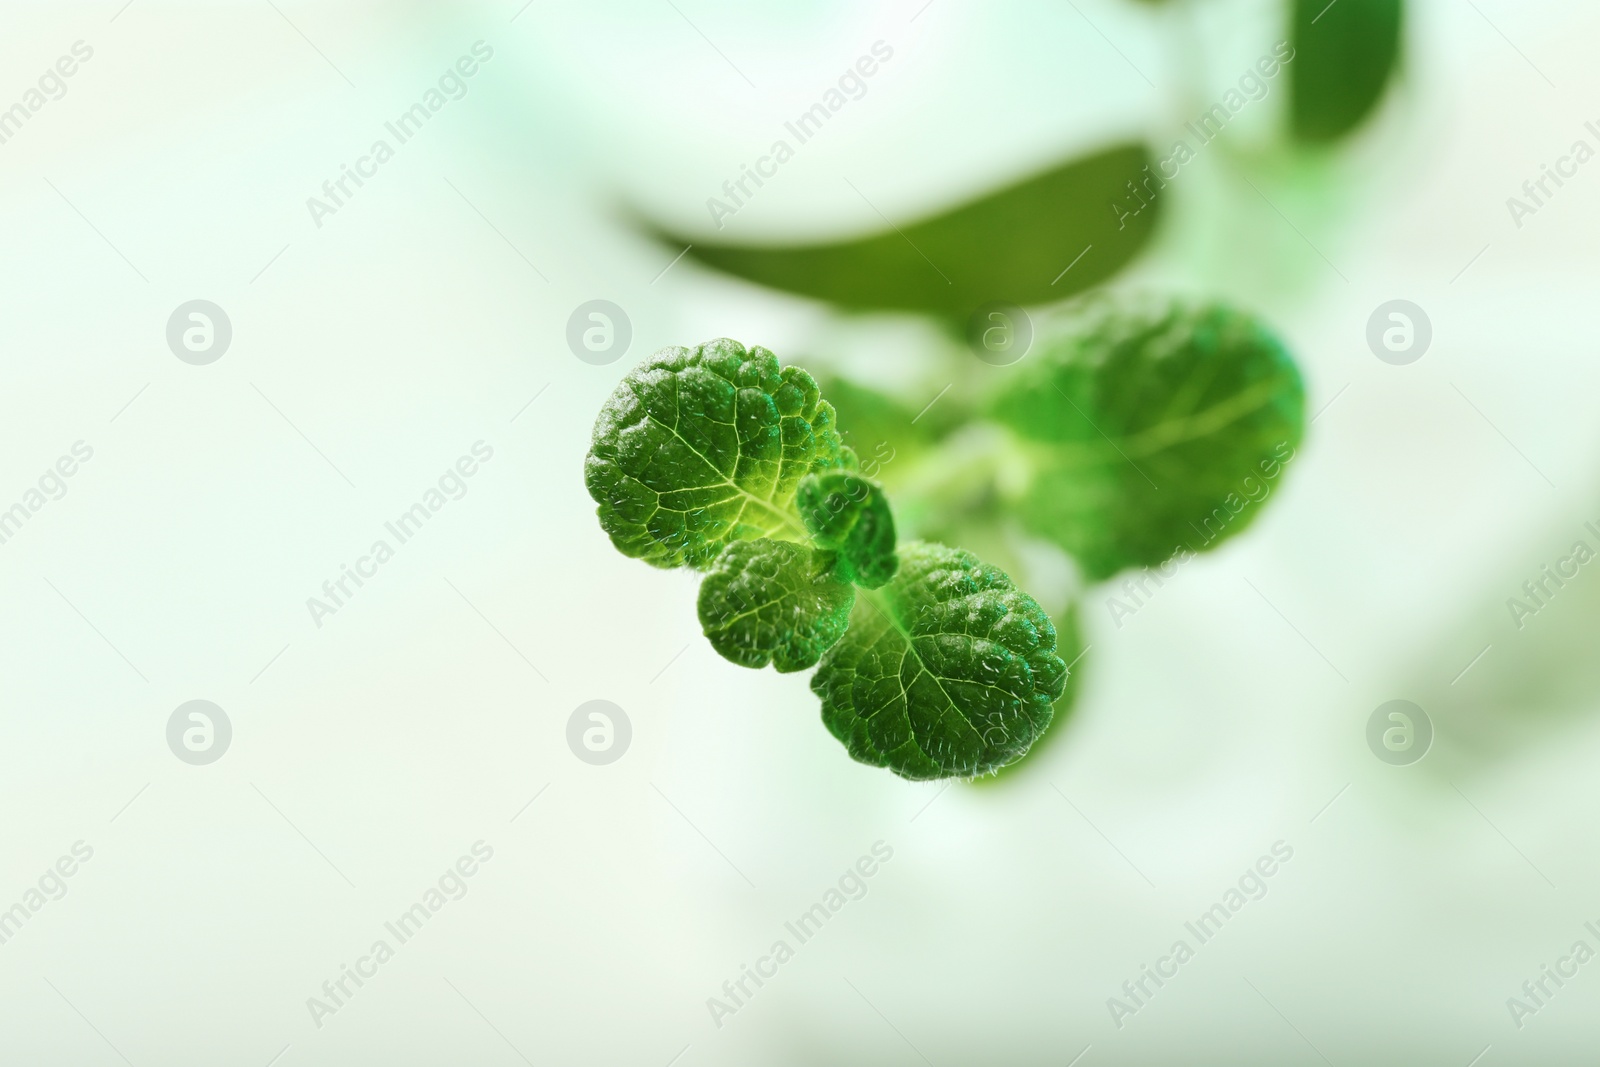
[697,470,894,673]
[587,339,1068,780]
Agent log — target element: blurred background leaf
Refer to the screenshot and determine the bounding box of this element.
[1290,0,1404,143]
[988,299,1306,580]
[815,374,962,467]
[645,142,1160,320]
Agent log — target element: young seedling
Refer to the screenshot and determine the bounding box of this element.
[585,299,1304,781]
[585,338,1066,780]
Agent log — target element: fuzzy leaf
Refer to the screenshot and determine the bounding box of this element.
[797,471,898,590]
[979,601,1085,783]
[698,539,856,673]
[989,297,1304,580]
[812,542,1066,780]
[585,339,850,570]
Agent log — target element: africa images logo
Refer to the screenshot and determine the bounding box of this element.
[305,41,495,228]
[705,841,894,1028]
[704,40,895,229]
[1111,42,1295,230]
[1106,841,1294,1029]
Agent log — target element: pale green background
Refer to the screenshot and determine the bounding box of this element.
[0,1,1596,1064]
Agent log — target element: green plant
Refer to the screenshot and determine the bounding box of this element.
[592,0,1382,779]
[645,2,1405,323]
[585,296,1304,781]
[1289,0,1404,144]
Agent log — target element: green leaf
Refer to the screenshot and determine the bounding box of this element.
[585,339,851,570]
[812,541,1066,780]
[815,375,951,468]
[1290,0,1403,143]
[797,471,898,590]
[650,143,1160,320]
[698,538,856,673]
[978,601,1085,784]
[989,297,1304,580]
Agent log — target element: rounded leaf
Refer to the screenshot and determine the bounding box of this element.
[796,470,898,590]
[812,542,1066,780]
[585,339,850,570]
[989,296,1304,580]
[698,539,855,673]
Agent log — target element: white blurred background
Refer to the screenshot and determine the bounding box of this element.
[1,1,1598,1064]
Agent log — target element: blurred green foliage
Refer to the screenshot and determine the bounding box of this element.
[659,144,1159,321]
[613,0,1406,777]
[989,299,1305,580]
[1290,0,1403,143]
